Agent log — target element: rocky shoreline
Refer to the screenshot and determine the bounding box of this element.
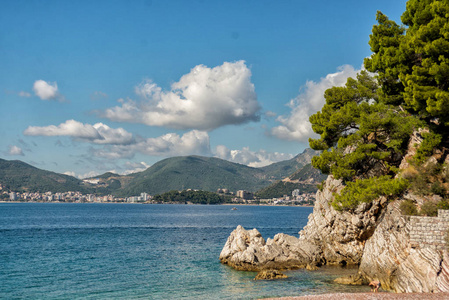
[220,172,449,293]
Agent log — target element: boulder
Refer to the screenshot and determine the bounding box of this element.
[334,274,368,285]
[254,269,287,280]
[219,225,318,271]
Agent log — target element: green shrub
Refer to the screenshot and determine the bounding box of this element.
[414,132,442,164]
[431,182,445,197]
[317,181,325,192]
[400,200,418,216]
[437,200,449,210]
[420,201,438,216]
[332,175,409,210]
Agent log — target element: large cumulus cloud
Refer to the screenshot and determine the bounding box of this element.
[102,61,261,131]
[270,65,360,142]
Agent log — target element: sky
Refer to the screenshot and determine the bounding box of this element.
[0,0,408,179]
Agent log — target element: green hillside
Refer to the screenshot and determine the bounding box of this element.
[0,159,91,193]
[289,163,327,182]
[0,148,322,196]
[115,156,271,196]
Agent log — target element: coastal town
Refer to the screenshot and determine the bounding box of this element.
[0,183,316,206]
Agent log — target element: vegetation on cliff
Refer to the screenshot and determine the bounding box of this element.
[310,0,449,210]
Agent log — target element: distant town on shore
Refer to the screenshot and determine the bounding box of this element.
[1,184,316,206]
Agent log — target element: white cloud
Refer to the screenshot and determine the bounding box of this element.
[24,120,134,145]
[214,145,293,168]
[93,130,211,159]
[7,145,24,156]
[270,65,360,142]
[79,170,101,179]
[32,80,66,102]
[122,161,151,175]
[18,91,31,97]
[103,61,260,131]
[64,170,102,179]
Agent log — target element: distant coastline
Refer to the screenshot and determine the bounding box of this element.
[0,200,314,207]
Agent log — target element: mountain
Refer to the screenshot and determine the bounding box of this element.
[102,149,321,196]
[256,163,327,199]
[260,148,321,180]
[0,148,322,196]
[114,156,270,196]
[0,158,91,193]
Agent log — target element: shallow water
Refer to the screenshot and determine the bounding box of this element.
[0,203,368,299]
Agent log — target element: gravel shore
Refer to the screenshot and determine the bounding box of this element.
[262,292,449,300]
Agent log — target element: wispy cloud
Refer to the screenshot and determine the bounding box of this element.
[90,91,108,100]
[270,65,360,142]
[102,61,261,131]
[18,91,31,97]
[24,120,134,145]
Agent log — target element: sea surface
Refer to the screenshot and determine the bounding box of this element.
[0,203,368,299]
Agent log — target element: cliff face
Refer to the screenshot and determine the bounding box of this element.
[219,175,387,271]
[220,154,449,293]
[298,176,386,266]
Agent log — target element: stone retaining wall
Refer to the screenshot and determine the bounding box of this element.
[409,210,449,251]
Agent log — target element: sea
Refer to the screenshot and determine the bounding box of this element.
[0,203,368,299]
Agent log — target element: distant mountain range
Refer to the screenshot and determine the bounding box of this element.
[0,148,324,196]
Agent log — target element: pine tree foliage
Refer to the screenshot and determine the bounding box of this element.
[310,0,449,210]
[366,0,449,129]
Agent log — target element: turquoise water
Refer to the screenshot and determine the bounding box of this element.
[0,203,367,299]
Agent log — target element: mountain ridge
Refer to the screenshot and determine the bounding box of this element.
[0,149,321,196]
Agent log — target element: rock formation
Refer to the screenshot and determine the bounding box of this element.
[220,134,449,291]
[220,175,386,271]
[219,225,320,271]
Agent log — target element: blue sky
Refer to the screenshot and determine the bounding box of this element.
[0,0,407,178]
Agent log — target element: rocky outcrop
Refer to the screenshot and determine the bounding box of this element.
[298,176,386,266]
[219,225,320,271]
[220,175,386,271]
[220,131,449,292]
[254,269,288,280]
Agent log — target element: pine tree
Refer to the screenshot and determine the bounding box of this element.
[309,0,449,210]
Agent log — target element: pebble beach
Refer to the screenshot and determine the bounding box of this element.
[263,292,449,300]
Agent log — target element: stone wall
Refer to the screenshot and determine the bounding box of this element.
[409,210,449,251]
